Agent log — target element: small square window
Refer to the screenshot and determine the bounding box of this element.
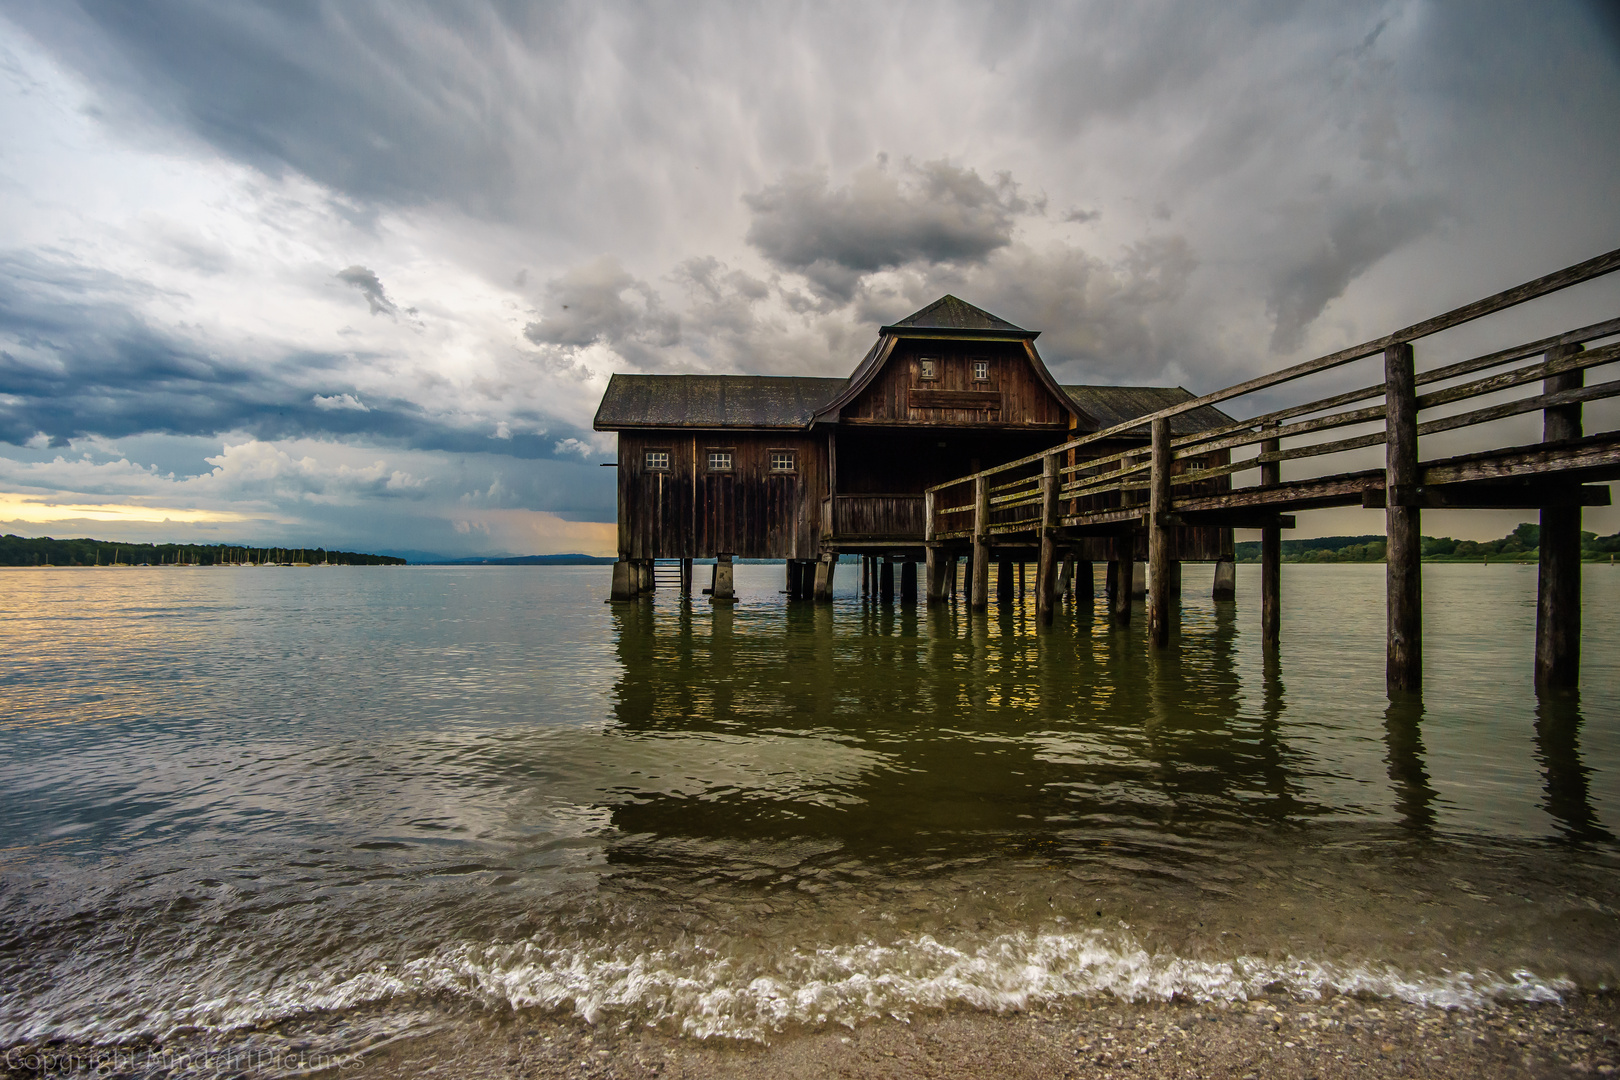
[707,450,734,471]
[973,360,990,381]
[770,451,795,472]
[919,358,937,380]
[645,450,670,470]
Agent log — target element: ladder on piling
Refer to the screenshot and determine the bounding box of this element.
[652,559,686,592]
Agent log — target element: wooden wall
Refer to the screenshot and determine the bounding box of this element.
[617,431,827,560]
[840,340,1072,428]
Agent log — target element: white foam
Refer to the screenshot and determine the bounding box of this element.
[0,927,1574,1047]
[349,928,1575,1041]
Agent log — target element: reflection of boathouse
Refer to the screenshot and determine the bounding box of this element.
[593,296,1235,600]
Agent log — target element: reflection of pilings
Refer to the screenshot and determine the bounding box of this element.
[1382,696,1438,836]
[1534,694,1612,842]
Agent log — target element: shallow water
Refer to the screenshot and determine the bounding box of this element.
[0,562,1616,1057]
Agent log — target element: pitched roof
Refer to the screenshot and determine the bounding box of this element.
[594,374,847,430]
[880,295,1033,337]
[1062,385,1234,437]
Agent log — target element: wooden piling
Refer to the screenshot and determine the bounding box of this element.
[1385,341,1422,692]
[1211,559,1235,600]
[1110,557,1134,625]
[880,557,895,602]
[901,558,918,604]
[1076,560,1094,603]
[1260,422,1281,647]
[971,475,990,609]
[1147,417,1172,647]
[681,558,693,596]
[998,559,1014,604]
[1537,342,1584,693]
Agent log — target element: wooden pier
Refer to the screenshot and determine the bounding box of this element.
[924,247,1620,693]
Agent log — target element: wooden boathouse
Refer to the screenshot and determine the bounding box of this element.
[594,296,1236,603]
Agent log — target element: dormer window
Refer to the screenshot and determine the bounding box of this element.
[919,358,937,380]
[973,360,990,381]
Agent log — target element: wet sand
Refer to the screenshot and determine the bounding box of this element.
[353,996,1620,1080]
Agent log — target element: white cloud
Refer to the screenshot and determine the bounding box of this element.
[311,393,369,412]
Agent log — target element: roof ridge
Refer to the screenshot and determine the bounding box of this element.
[889,294,1025,332]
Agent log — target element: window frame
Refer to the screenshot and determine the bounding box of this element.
[644,448,671,471]
[972,359,991,382]
[918,357,938,381]
[706,447,736,473]
[768,449,797,474]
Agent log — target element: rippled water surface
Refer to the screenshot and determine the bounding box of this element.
[1,562,1617,1054]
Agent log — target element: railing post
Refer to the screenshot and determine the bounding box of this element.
[1385,341,1421,693]
[971,476,990,609]
[924,489,944,604]
[1260,422,1282,648]
[1147,418,1173,647]
[1537,342,1585,693]
[1037,454,1060,625]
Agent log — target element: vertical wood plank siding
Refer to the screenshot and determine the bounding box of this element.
[619,431,825,559]
[841,341,1071,428]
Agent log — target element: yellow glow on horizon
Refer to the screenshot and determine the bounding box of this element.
[0,495,249,524]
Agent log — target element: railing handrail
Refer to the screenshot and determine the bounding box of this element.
[925,246,1620,495]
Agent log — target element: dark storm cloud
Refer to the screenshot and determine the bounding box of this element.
[0,252,595,459]
[1265,194,1450,352]
[10,1,572,213]
[335,265,397,317]
[523,256,680,365]
[743,160,1039,300]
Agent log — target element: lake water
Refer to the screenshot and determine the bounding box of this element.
[1,562,1617,1061]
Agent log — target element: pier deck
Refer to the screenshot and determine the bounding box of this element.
[924,247,1620,693]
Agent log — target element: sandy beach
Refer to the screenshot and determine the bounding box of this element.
[342,995,1620,1080]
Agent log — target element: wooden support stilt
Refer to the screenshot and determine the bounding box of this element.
[901,559,918,604]
[637,560,654,593]
[876,556,891,602]
[1056,555,1074,598]
[1211,558,1235,600]
[998,559,1013,604]
[924,547,941,603]
[1260,422,1281,647]
[1111,556,1134,625]
[1385,341,1422,692]
[1037,453,1059,625]
[1538,342,1584,693]
[1076,560,1094,603]
[681,558,693,596]
[949,554,959,600]
[971,476,990,609]
[1148,417,1172,648]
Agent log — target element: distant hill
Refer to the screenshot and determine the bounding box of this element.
[1234,524,1620,564]
[0,535,404,566]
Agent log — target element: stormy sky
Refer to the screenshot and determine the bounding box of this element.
[1,1,1618,556]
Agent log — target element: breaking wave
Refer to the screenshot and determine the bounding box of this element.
[5,927,1573,1047]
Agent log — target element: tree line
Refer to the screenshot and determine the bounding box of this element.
[1234,523,1620,564]
[1,535,405,567]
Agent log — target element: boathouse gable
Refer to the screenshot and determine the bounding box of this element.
[593,293,1237,575]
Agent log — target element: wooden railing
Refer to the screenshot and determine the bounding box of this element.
[925,246,1620,680]
[928,247,1620,542]
[823,494,927,541]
